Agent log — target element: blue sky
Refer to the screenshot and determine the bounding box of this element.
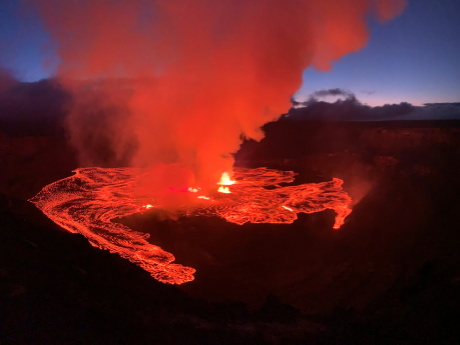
[0,0,459,106]
[0,0,57,81]
[295,0,460,106]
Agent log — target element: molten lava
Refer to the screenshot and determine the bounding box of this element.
[29,167,352,284]
[218,172,237,186]
[217,172,236,193]
[218,186,232,194]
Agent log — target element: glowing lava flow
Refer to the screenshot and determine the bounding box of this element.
[193,168,352,229]
[217,171,236,194]
[218,172,237,186]
[29,167,352,284]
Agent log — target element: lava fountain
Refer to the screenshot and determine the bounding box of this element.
[29,167,352,284]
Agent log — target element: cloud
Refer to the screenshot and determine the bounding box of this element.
[288,92,416,121]
[288,93,460,121]
[312,88,355,98]
[291,88,356,108]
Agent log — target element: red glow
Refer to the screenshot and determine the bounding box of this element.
[29,167,352,284]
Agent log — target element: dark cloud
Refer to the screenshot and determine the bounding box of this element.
[312,88,354,98]
[289,93,414,121]
[290,93,460,121]
[291,88,356,108]
[288,92,460,121]
[289,87,460,121]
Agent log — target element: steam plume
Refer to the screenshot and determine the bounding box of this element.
[32,0,406,191]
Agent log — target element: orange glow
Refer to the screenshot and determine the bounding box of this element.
[188,187,200,193]
[29,167,352,284]
[218,186,232,194]
[217,172,236,186]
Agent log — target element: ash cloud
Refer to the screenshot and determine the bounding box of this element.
[29,0,407,190]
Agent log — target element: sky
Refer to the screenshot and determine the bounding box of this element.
[295,0,460,106]
[0,0,57,81]
[0,0,459,106]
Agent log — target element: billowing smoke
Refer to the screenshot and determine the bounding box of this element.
[31,0,406,192]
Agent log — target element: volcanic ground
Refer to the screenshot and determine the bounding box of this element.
[2,119,460,344]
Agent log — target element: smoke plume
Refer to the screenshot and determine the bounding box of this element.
[31,0,406,191]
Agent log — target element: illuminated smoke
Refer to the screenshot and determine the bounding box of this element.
[32,0,406,191]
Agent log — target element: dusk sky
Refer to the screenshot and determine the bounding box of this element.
[0,0,459,106]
